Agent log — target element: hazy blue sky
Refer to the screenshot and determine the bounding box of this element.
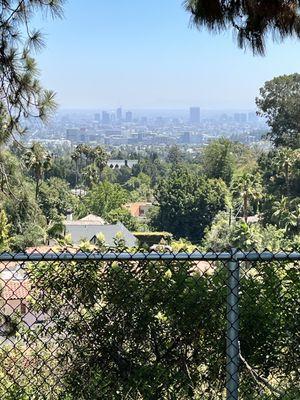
[34,0,300,110]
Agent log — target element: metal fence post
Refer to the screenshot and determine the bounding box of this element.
[226,251,240,400]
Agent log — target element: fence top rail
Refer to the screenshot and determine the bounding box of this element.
[0,250,299,262]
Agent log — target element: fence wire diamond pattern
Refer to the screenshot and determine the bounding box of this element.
[0,249,299,399]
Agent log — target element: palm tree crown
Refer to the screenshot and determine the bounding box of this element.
[24,143,52,199]
[231,172,263,223]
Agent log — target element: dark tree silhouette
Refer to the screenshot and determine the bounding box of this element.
[185,0,300,55]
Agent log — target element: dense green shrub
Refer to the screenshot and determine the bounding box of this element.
[0,249,299,399]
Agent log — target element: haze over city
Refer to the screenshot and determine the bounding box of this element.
[1,1,300,398]
[34,0,300,110]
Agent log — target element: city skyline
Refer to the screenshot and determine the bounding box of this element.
[33,0,300,110]
[30,102,264,151]
[56,106,260,120]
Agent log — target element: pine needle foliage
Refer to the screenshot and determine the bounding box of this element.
[0,0,64,141]
[185,0,300,55]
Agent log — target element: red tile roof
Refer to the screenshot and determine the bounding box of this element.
[1,280,30,300]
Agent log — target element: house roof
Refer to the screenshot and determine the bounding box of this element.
[79,214,106,223]
[1,280,30,300]
[246,215,259,223]
[125,202,152,207]
[65,214,106,226]
[192,261,215,275]
[108,159,138,164]
[65,221,137,247]
[123,202,152,217]
[0,261,19,272]
[71,188,87,197]
[26,246,60,253]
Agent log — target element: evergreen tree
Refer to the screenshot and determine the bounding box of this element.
[185,1,300,55]
[0,209,11,251]
[0,0,63,138]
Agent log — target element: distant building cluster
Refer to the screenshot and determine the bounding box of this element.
[234,112,258,124]
[93,107,133,126]
[25,106,266,149]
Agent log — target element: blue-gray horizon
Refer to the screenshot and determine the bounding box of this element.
[34,0,300,110]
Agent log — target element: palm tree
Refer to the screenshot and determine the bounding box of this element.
[231,172,263,223]
[93,146,108,178]
[274,148,300,196]
[272,197,300,233]
[79,144,93,165]
[94,146,108,171]
[81,164,99,189]
[71,145,108,189]
[71,147,81,186]
[24,143,52,199]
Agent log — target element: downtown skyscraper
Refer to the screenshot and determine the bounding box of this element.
[189,107,200,124]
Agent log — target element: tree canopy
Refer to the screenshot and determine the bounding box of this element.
[80,181,129,219]
[201,138,237,184]
[185,0,300,55]
[152,166,228,242]
[256,73,300,148]
[0,210,11,251]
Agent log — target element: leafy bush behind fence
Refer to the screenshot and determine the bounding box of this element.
[0,249,299,399]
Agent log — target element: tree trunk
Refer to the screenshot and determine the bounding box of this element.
[75,160,78,186]
[243,194,248,223]
[35,175,40,200]
[284,163,290,197]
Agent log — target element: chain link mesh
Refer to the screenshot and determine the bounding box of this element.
[0,249,299,399]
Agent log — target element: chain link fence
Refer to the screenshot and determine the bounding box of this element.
[0,248,299,399]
